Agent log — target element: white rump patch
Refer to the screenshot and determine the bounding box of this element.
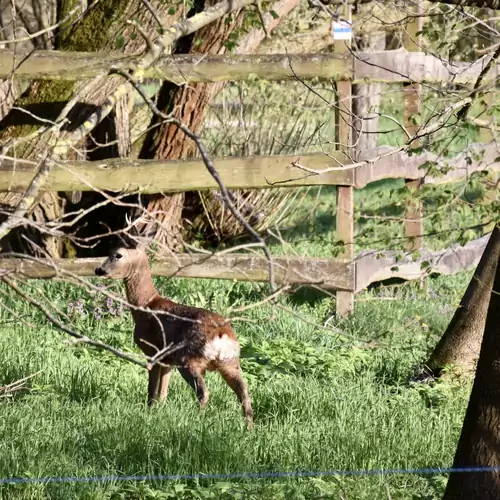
[204,335,240,362]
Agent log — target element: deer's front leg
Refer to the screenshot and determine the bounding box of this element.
[147,364,162,406]
[158,366,172,401]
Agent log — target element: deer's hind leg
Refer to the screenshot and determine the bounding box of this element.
[218,360,253,429]
[178,363,210,408]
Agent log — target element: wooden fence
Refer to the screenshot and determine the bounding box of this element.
[0,38,498,315]
[1,50,498,86]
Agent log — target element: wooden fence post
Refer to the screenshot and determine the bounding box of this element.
[403,1,424,252]
[334,7,355,317]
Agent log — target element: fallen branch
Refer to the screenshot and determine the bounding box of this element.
[0,371,42,398]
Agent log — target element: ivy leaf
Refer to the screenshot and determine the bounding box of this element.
[115,35,125,50]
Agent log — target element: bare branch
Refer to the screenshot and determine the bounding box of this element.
[112,68,277,291]
[1,275,149,368]
[457,44,500,122]
[0,154,51,242]
[56,0,257,150]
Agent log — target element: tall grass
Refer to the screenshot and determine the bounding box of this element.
[0,270,472,499]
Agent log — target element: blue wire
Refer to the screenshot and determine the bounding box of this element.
[1,466,500,485]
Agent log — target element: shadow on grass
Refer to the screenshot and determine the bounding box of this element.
[286,286,332,307]
[278,212,337,241]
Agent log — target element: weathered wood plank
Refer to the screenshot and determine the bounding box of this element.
[355,235,489,292]
[0,49,497,85]
[355,50,500,86]
[355,143,500,188]
[2,143,498,194]
[0,50,351,83]
[0,254,355,291]
[0,152,353,193]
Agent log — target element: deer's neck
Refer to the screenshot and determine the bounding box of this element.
[124,268,159,308]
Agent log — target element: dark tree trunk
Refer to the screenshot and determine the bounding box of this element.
[138,0,242,251]
[442,225,500,499]
[426,227,500,376]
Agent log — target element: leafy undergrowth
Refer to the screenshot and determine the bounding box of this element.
[0,272,473,499]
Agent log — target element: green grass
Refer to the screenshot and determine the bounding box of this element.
[0,270,473,499]
[262,177,488,260]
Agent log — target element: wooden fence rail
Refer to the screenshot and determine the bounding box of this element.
[1,49,498,85]
[1,143,498,193]
[0,254,355,290]
[0,235,488,295]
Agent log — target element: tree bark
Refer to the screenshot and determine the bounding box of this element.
[138,0,244,251]
[442,225,500,499]
[139,0,298,251]
[0,0,180,256]
[426,226,500,376]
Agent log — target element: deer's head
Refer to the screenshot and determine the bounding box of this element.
[95,246,149,279]
[95,214,152,279]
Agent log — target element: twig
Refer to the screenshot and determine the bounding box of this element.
[256,1,271,38]
[127,20,156,54]
[456,43,500,122]
[273,303,362,342]
[1,275,149,368]
[140,0,165,29]
[112,68,277,292]
[57,0,257,150]
[228,285,291,314]
[0,370,42,397]
[289,97,473,177]
[0,154,51,242]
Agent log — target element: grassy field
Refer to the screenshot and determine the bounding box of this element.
[0,253,474,499]
[0,161,487,500]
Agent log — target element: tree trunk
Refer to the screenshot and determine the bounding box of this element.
[442,226,500,499]
[138,0,243,251]
[0,0,180,256]
[426,226,500,376]
[139,0,298,251]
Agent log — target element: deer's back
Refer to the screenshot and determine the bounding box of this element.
[133,297,240,367]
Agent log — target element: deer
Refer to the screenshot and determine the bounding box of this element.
[94,238,254,429]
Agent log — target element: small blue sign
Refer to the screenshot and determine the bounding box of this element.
[331,20,352,40]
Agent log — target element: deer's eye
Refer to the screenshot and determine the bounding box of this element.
[114,253,122,260]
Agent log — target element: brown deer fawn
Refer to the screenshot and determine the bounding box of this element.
[95,243,254,429]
